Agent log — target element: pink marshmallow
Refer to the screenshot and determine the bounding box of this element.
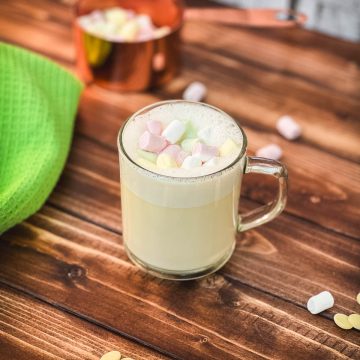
[161,144,181,158]
[138,131,167,153]
[146,120,162,136]
[176,150,189,166]
[192,143,219,162]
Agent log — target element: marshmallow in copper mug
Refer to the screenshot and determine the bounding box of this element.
[74,0,184,91]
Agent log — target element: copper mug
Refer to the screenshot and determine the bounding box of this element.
[74,0,184,91]
[74,0,305,92]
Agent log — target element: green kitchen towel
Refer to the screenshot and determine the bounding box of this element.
[0,42,83,233]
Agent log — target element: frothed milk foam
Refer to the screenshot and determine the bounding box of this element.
[120,102,245,273]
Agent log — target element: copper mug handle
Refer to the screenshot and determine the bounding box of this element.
[185,7,306,28]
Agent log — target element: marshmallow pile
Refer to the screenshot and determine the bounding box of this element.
[77,7,171,42]
[137,118,240,171]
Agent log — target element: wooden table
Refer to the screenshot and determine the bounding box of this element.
[1,1,360,359]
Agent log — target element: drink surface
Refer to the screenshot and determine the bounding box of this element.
[122,102,243,178]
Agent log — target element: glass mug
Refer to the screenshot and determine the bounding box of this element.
[118,100,288,280]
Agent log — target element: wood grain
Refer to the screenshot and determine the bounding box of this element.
[1,208,359,360]
[0,284,169,360]
[0,0,359,359]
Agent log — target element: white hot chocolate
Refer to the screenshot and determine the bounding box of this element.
[119,101,245,273]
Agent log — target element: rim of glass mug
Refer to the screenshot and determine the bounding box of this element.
[117,100,248,181]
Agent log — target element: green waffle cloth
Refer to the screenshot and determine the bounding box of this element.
[0,42,84,233]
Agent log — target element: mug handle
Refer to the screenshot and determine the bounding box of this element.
[238,156,288,232]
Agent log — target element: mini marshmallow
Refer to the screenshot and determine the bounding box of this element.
[192,143,219,162]
[176,150,189,166]
[182,81,207,102]
[118,19,139,41]
[307,291,334,314]
[161,120,186,144]
[197,126,212,144]
[219,138,239,157]
[276,115,302,140]
[156,153,177,169]
[255,144,283,160]
[137,149,157,163]
[104,8,127,26]
[138,131,167,153]
[181,156,202,169]
[146,120,162,135]
[153,26,171,39]
[204,157,220,167]
[183,120,197,139]
[181,138,200,152]
[160,144,181,159]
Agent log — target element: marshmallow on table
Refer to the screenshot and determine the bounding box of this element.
[276,115,302,140]
[156,153,177,169]
[219,138,239,157]
[256,144,283,160]
[181,156,202,169]
[181,138,199,152]
[192,143,219,162]
[183,81,207,102]
[162,120,186,144]
[146,120,162,135]
[138,131,167,153]
[307,291,334,314]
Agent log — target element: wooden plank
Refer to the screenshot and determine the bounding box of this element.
[1,2,359,161]
[47,137,360,311]
[0,284,169,360]
[0,208,359,360]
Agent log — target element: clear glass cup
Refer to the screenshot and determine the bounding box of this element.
[118,100,288,280]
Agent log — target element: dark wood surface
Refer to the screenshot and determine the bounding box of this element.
[1,0,360,359]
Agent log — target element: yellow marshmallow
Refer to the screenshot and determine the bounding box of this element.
[356,293,360,305]
[156,153,177,169]
[137,149,157,163]
[118,20,139,41]
[219,138,239,157]
[137,157,156,170]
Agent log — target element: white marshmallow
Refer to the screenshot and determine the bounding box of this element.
[255,144,283,160]
[197,126,212,144]
[307,291,334,314]
[276,115,302,140]
[182,82,207,102]
[161,120,186,144]
[181,156,202,169]
[204,157,220,167]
